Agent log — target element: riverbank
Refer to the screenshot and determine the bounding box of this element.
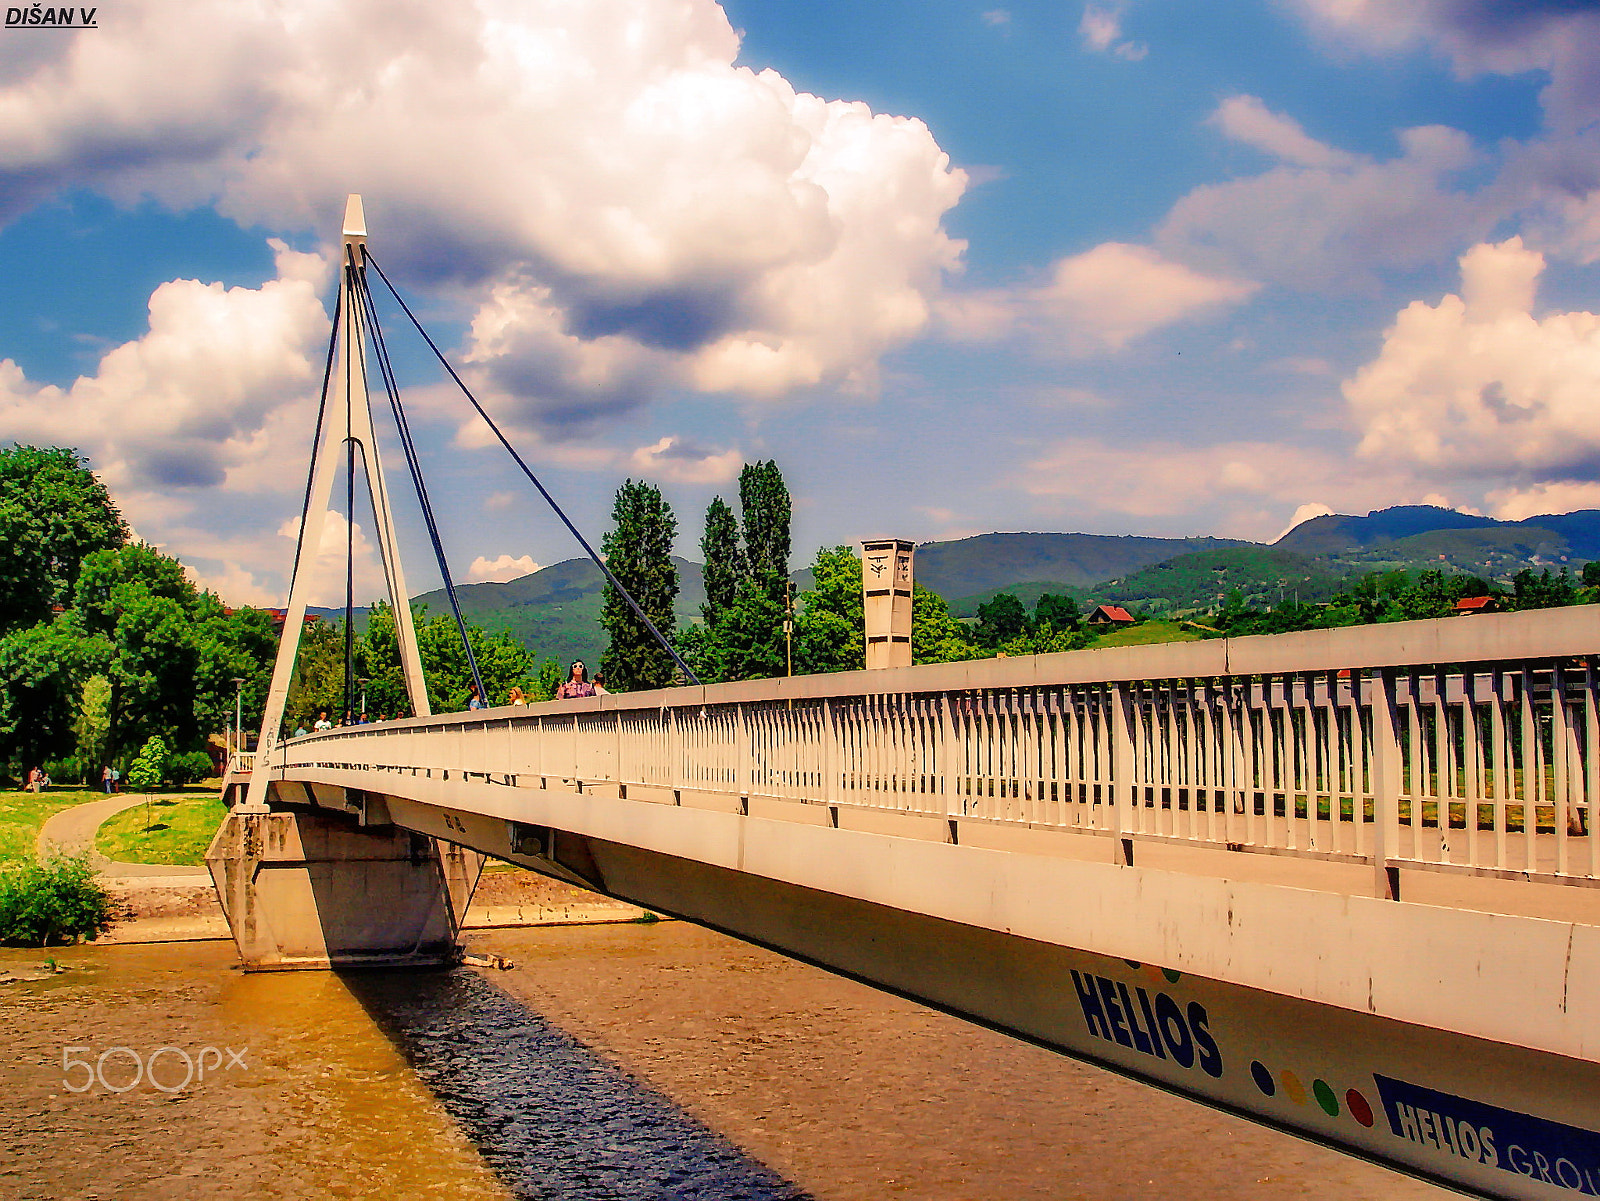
[20,790,654,945]
[93,859,654,945]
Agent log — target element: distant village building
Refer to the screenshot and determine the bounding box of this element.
[264,607,322,632]
[1086,604,1135,628]
[1452,596,1497,616]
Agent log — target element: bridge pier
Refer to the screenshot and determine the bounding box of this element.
[205,798,478,972]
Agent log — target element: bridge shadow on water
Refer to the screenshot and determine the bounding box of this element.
[342,966,814,1201]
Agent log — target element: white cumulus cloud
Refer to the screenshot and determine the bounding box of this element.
[628,436,743,484]
[274,510,387,609]
[1348,237,1600,480]
[1487,482,1600,522]
[467,554,540,584]
[941,242,1257,352]
[0,0,968,432]
[1285,1,1600,263]
[1161,99,1492,289]
[0,240,327,525]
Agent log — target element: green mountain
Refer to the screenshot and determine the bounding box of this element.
[916,531,1247,604]
[1276,505,1600,573]
[1090,546,1350,615]
[1274,505,1497,554]
[408,556,706,667]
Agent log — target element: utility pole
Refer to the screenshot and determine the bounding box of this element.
[784,580,795,676]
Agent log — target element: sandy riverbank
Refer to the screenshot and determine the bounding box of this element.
[98,864,652,945]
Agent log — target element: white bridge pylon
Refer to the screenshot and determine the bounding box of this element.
[243,195,430,811]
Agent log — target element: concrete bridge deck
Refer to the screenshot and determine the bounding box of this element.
[213,606,1600,1200]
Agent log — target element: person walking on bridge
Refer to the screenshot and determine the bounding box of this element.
[556,661,595,700]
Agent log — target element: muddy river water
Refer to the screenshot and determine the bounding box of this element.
[0,922,1452,1200]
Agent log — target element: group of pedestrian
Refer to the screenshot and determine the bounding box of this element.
[556,661,607,699]
[23,766,52,792]
[100,764,120,793]
[462,662,608,708]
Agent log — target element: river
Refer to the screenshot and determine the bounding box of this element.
[0,922,1452,1200]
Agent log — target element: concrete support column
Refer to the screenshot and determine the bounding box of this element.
[205,800,470,971]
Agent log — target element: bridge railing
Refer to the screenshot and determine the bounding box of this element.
[276,606,1600,886]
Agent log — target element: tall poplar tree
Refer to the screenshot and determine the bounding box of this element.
[738,460,791,590]
[600,479,680,691]
[700,495,743,626]
[694,460,794,682]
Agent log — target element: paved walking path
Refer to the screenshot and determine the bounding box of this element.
[35,794,211,883]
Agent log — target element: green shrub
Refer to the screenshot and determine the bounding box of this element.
[0,854,115,945]
[43,755,89,786]
[167,749,214,786]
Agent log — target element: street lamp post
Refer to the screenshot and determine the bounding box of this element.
[231,677,245,762]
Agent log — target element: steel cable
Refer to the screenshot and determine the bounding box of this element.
[362,248,699,686]
[349,257,488,709]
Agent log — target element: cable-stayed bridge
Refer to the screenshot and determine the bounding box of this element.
[209,198,1600,1201]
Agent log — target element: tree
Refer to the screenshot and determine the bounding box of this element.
[0,614,104,775]
[72,675,112,779]
[674,623,722,685]
[704,461,794,681]
[285,616,347,733]
[738,461,791,589]
[72,543,214,753]
[974,593,1028,648]
[533,657,564,702]
[126,735,168,793]
[913,586,981,664]
[1034,593,1081,634]
[600,480,680,691]
[0,446,127,637]
[193,605,276,745]
[714,579,788,681]
[343,602,545,720]
[701,496,744,627]
[127,734,167,831]
[1511,567,1575,611]
[794,546,865,675]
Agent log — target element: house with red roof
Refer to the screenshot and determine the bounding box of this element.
[1452,596,1497,615]
[1086,604,1135,628]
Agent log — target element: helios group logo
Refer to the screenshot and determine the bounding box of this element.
[5,5,98,26]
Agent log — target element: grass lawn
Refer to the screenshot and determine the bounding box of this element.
[1087,620,1204,649]
[96,788,227,866]
[0,787,109,867]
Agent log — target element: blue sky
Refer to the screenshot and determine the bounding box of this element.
[2,0,1599,605]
